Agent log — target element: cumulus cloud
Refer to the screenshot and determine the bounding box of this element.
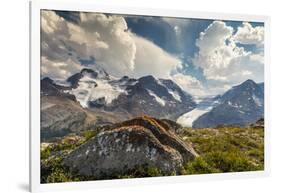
[41,56,81,81]
[41,11,138,79]
[233,22,264,46]
[171,73,206,96]
[41,11,83,80]
[192,21,264,93]
[41,10,182,81]
[77,13,137,76]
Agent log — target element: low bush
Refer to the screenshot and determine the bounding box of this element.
[41,146,52,160]
[181,157,219,175]
[82,129,98,141]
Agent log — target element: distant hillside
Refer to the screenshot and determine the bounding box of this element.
[41,96,126,142]
[193,79,264,128]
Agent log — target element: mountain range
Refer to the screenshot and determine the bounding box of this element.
[42,68,196,121]
[41,67,264,135]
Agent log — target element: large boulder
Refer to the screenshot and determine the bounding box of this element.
[113,116,197,162]
[64,116,197,179]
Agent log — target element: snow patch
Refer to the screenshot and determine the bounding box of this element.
[227,101,241,108]
[168,90,181,102]
[69,75,127,108]
[177,96,220,127]
[252,94,262,106]
[54,79,72,87]
[147,89,166,106]
[177,109,210,127]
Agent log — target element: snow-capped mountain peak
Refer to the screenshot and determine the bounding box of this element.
[192,79,264,128]
[53,69,196,121]
[67,70,127,108]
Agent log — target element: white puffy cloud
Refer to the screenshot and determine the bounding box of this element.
[171,73,206,96]
[77,13,137,76]
[41,11,83,80]
[41,11,137,79]
[41,56,81,81]
[192,21,264,92]
[41,10,182,81]
[233,22,264,46]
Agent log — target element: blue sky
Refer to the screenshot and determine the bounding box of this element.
[41,10,264,96]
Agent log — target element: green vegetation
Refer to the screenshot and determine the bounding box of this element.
[179,126,264,174]
[41,156,81,183]
[146,167,163,177]
[181,157,219,175]
[82,129,98,141]
[41,130,98,183]
[41,146,52,160]
[40,130,97,160]
[40,125,264,183]
[117,166,165,179]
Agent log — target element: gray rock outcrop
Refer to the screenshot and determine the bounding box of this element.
[64,116,197,179]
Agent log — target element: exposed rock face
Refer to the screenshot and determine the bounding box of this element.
[41,77,75,101]
[64,117,197,179]
[106,75,196,121]
[250,118,264,128]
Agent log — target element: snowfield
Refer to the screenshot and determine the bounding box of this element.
[69,75,127,108]
[147,89,166,106]
[253,94,263,107]
[176,108,211,128]
[177,96,219,128]
[167,89,181,102]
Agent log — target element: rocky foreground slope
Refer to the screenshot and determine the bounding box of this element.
[62,116,197,179]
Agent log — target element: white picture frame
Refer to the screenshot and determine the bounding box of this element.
[30,1,271,192]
